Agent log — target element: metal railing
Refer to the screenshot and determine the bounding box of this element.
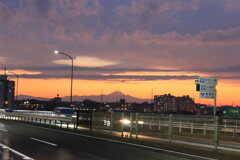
[0,143,33,160]
[0,111,240,151]
[0,112,75,129]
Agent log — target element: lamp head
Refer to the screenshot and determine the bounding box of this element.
[54,50,59,54]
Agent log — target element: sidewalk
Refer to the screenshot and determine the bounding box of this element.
[139,134,240,153]
[95,129,240,153]
[174,140,240,153]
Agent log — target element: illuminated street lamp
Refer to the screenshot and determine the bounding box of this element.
[7,71,19,101]
[54,50,74,104]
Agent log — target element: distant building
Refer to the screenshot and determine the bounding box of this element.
[118,98,126,105]
[50,94,62,103]
[154,94,177,113]
[176,95,195,114]
[0,75,15,109]
[154,94,196,114]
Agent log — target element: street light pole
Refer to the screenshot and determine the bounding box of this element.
[7,71,19,101]
[54,50,74,104]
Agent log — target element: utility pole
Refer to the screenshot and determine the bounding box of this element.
[101,89,103,104]
[151,88,153,103]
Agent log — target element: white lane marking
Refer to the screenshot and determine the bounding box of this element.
[0,129,7,132]
[30,138,57,147]
[7,121,215,160]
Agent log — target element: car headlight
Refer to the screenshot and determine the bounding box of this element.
[138,121,144,124]
[120,119,131,124]
[72,115,77,118]
[60,114,66,117]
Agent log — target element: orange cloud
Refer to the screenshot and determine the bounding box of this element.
[0,57,6,63]
[53,56,118,67]
[8,70,42,75]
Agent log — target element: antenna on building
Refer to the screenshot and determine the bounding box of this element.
[151,88,153,104]
[4,67,7,75]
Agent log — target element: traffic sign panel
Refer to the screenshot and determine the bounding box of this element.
[199,77,217,85]
[200,84,216,92]
[195,76,217,99]
[199,91,216,99]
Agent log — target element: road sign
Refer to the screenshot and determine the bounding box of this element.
[195,76,218,145]
[200,84,216,92]
[195,77,217,99]
[199,91,216,99]
[198,77,217,85]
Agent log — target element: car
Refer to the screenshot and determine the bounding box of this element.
[54,107,76,118]
[5,109,13,112]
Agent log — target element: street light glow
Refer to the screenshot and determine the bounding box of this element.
[54,50,59,54]
[53,50,74,104]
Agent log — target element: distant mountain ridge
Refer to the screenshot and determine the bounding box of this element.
[18,91,150,103]
[18,95,49,101]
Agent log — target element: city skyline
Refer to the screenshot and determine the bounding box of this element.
[1,0,240,106]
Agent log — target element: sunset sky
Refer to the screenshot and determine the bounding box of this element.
[1,0,240,106]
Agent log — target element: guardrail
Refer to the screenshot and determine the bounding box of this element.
[0,111,239,151]
[0,143,33,160]
[0,112,76,129]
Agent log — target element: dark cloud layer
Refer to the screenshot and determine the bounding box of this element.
[9,73,240,81]
[1,0,240,81]
[17,66,183,72]
[0,1,12,25]
[208,65,240,73]
[12,74,197,81]
[201,28,240,43]
[34,0,52,17]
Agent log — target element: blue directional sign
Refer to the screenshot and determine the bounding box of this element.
[195,77,217,99]
[200,84,215,92]
[198,77,217,85]
[199,91,216,99]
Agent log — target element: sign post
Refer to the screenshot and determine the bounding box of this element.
[195,77,218,150]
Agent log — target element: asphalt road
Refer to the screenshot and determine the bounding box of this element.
[0,120,214,160]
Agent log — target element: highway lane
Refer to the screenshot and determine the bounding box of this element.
[0,120,214,160]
